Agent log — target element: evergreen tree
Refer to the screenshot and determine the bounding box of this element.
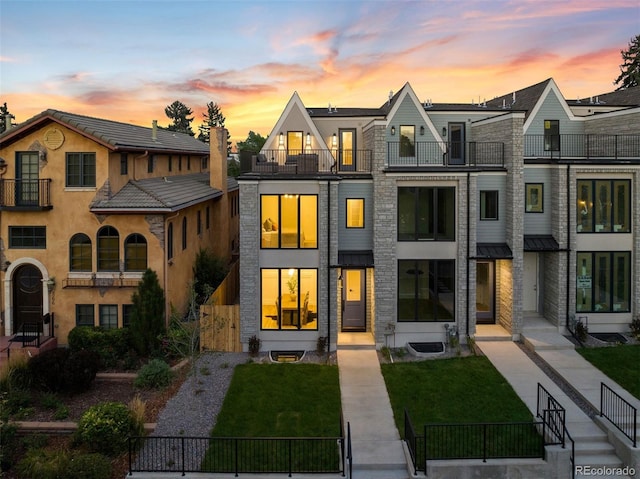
[614,34,640,90]
[164,100,195,136]
[198,101,231,154]
[236,131,267,152]
[0,102,15,133]
[129,269,166,356]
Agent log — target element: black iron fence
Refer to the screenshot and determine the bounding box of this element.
[536,383,575,479]
[404,409,544,474]
[4,313,56,360]
[524,134,640,160]
[600,382,637,447]
[0,179,52,209]
[129,426,349,476]
[249,149,372,174]
[387,141,504,168]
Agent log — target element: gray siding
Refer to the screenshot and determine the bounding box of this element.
[476,174,507,243]
[387,95,437,142]
[524,168,552,234]
[526,90,583,136]
[338,180,374,251]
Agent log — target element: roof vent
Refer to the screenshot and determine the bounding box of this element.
[388,90,393,105]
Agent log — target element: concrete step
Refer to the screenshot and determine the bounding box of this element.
[350,466,410,479]
[522,332,575,352]
[574,453,624,467]
[574,440,617,455]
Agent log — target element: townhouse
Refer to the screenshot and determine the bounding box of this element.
[238,79,640,352]
[0,110,237,347]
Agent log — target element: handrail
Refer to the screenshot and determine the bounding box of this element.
[0,178,52,208]
[524,133,640,160]
[537,383,575,479]
[387,141,504,168]
[600,382,637,447]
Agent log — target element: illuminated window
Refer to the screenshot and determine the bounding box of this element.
[346,198,364,228]
[261,269,317,330]
[287,131,303,154]
[577,180,630,233]
[260,194,317,248]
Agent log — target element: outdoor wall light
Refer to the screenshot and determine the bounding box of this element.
[442,127,447,137]
[332,133,337,147]
[420,125,425,136]
[306,132,311,147]
[391,126,396,136]
[279,132,284,146]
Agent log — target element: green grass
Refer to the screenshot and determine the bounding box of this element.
[202,363,342,473]
[381,356,541,461]
[576,344,640,400]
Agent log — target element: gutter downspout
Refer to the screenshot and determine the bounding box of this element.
[327,179,331,353]
[165,211,180,329]
[566,164,571,330]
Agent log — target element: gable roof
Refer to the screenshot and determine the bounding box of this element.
[485,79,553,119]
[0,109,209,155]
[90,173,222,213]
[573,85,640,107]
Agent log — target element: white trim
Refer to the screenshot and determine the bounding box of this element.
[4,257,52,337]
[523,79,578,132]
[386,83,443,143]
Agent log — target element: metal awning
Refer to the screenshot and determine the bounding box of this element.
[524,235,560,251]
[337,250,374,267]
[476,243,513,259]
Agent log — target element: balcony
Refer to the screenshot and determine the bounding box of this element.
[62,275,141,289]
[242,149,372,175]
[524,134,640,160]
[387,141,504,168]
[0,179,52,210]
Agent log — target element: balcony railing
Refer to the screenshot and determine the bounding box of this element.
[0,179,52,210]
[62,276,141,289]
[245,149,372,174]
[387,141,504,168]
[525,134,640,160]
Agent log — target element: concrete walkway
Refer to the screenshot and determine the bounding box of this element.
[337,342,409,479]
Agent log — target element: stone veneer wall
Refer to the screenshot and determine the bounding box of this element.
[584,110,640,135]
[239,181,259,348]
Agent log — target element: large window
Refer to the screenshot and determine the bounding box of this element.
[75,304,95,327]
[544,120,559,151]
[99,304,118,330]
[577,180,630,233]
[576,252,630,313]
[97,226,119,271]
[261,268,317,330]
[124,234,147,271]
[480,191,498,220]
[70,233,92,271]
[261,194,317,248]
[287,131,303,153]
[399,125,415,157]
[398,260,455,322]
[9,226,46,248]
[66,152,96,187]
[398,187,455,241]
[346,198,364,228]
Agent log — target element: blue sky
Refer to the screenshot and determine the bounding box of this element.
[1,0,638,146]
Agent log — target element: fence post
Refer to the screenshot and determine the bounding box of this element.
[128,437,132,476]
[483,423,487,463]
[234,438,239,477]
[181,437,186,476]
[288,438,292,478]
[424,424,427,472]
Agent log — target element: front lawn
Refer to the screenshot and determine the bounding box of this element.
[576,344,640,399]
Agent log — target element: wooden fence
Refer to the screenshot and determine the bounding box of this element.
[199,260,241,352]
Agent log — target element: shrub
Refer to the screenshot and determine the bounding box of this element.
[62,349,100,393]
[75,402,135,456]
[630,315,640,340]
[15,448,70,479]
[4,389,32,416]
[248,335,260,356]
[575,320,589,343]
[65,452,112,479]
[134,359,173,389]
[28,347,70,392]
[128,394,146,437]
[0,353,31,392]
[316,336,327,354]
[129,269,166,356]
[0,422,18,471]
[40,392,62,410]
[68,326,133,369]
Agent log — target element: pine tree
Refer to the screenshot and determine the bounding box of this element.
[198,102,231,153]
[614,34,640,90]
[164,100,195,136]
[129,269,166,356]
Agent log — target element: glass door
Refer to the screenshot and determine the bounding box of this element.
[476,261,495,324]
[339,129,355,171]
[17,152,39,206]
[448,123,465,165]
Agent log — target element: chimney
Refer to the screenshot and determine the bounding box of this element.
[209,127,230,261]
[151,120,158,140]
[3,113,13,132]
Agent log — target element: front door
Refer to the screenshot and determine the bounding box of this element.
[448,123,465,165]
[476,261,495,324]
[13,264,43,334]
[342,269,365,331]
[523,253,539,312]
[339,129,356,171]
[17,152,40,206]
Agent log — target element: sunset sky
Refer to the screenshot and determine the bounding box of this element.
[1,0,638,148]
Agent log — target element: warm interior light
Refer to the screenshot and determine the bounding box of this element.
[332,133,337,147]
[279,132,284,146]
[306,132,311,146]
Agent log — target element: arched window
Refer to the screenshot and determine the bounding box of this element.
[182,217,187,251]
[69,233,92,271]
[167,223,174,260]
[124,234,147,271]
[97,226,119,271]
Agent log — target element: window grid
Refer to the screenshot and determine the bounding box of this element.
[66,152,96,187]
[9,226,46,248]
[97,226,120,271]
[70,233,92,271]
[99,304,118,330]
[76,304,95,327]
[124,234,147,271]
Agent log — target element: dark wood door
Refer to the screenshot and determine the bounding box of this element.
[13,264,43,334]
[342,269,365,331]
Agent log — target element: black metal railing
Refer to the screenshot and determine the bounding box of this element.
[404,409,544,474]
[536,383,575,479]
[387,141,504,168]
[524,134,640,160]
[5,313,56,360]
[62,276,140,289]
[129,432,347,476]
[249,149,372,174]
[600,382,637,447]
[0,179,52,209]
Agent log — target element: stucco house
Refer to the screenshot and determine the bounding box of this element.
[238,79,640,352]
[0,110,237,349]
